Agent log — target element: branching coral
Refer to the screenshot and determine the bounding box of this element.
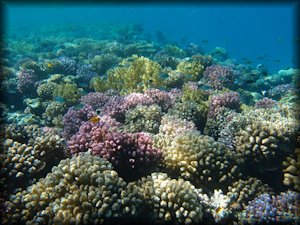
[203,65,236,90]
[239,191,300,224]
[123,104,163,133]
[282,148,300,191]
[1,126,66,192]
[42,101,68,127]
[53,82,82,105]
[107,55,163,94]
[137,172,203,225]
[3,153,127,225]
[68,121,162,180]
[161,131,240,190]
[16,69,37,94]
[218,108,298,171]
[36,81,58,100]
[226,177,274,212]
[176,56,205,82]
[154,114,197,149]
[168,100,208,131]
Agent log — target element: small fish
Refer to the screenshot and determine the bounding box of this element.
[256,54,266,60]
[273,59,281,63]
[54,96,66,103]
[293,37,300,42]
[201,40,209,44]
[47,62,54,68]
[89,116,100,123]
[276,37,283,42]
[216,207,224,214]
[244,60,252,64]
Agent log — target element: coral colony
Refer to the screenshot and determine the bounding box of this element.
[1,23,299,225]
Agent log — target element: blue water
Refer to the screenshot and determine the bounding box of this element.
[5,3,297,73]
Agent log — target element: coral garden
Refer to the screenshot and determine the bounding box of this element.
[1,23,299,225]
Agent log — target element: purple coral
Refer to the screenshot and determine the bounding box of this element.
[254,97,278,109]
[203,65,235,90]
[76,63,97,82]
[62,104,96,140]
[208,91,241,118]
[67,120,162,180]
[268,84,296,100]
[16,69,37,93]
[57,56,77,74]
[80,92,110,110]
[241,191,300,224]
[144,88,175,111]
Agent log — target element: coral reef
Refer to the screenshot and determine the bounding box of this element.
[136,172,204,225]
[67,121,162,180]
[3,153,127,225]
[203,65,236,90]
[161,131,240,190]
[123,104,163,133]
[282,148,300,191]
[239,191,300,224]
[2,23,299,225]
[107,55,163,94]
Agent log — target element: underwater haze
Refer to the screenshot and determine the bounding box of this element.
[1,3,300,225]
[5,4,297,73]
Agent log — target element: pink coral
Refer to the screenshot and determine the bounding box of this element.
[16,69,37,93]
[67,121,162,180]
[144,88,175,111]
[255,97,278,109]
[62,104,96,140]
[208,91,241,118]
[203,65,235,90]
[100,89,174,121]
[80,92,110,110]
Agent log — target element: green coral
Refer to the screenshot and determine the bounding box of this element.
[123,104,163,134]
[37,82,58,99]
[162,131,239,190]
[176,57,204,82]
[164,44,186,58]
[53,82,82,105]
[107,55,163,94]
[42,101,68,127]
[168,100,208,131]
[90,53,120,74]
[89,76,110,92]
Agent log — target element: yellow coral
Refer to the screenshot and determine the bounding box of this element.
[107,55,163,94]
[53,82,82,105]
[176,57,204,82]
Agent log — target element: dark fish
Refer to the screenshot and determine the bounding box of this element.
[256,54,266,60]
[201,40,209,44]
[35,162,46,172]
[293,37,300,42]
[273,59,281,63]
[244,60,252,64]
[54,96,66,103]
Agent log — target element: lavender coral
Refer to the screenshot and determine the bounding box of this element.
[208,91,241,118]
[203,65,236,90]
[239,191,300,224]
[16,69,37,94]
[67,121,162,180]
